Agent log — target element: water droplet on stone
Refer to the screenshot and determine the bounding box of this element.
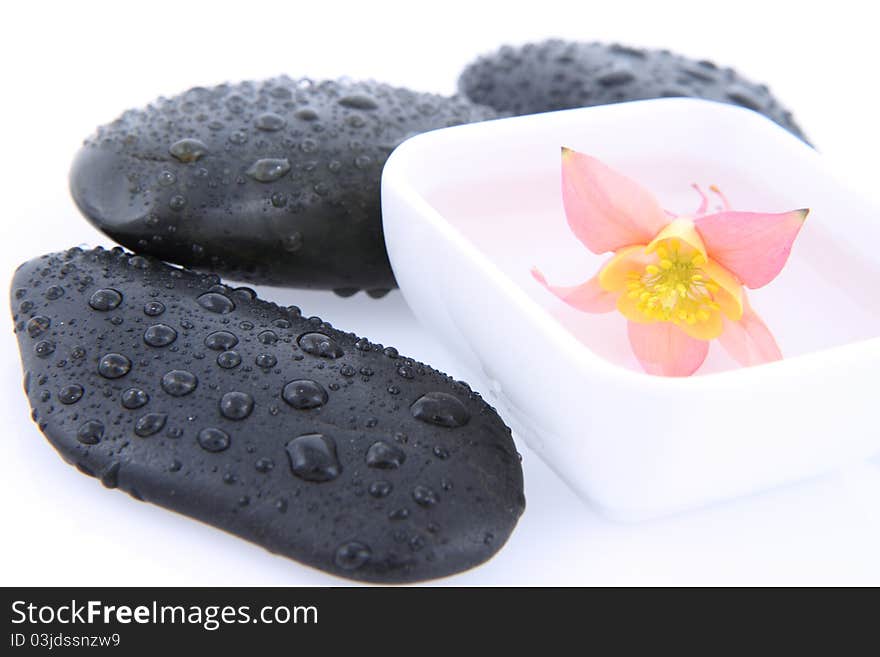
[45,285,65,300]
[169,138,208,163]
[410,392,470,427]
[204,331,238,351]
[353,154,373,169]
[198,427,230,452]
[59,384,84,405]
[338,95,378,110]
[128,255,152,269]
[88,288,122,311]
[433,446,449,459]
[98,353,131,379]
[257,330,278,345]
[255,353,277,368]
[135,412,167,437]
[297,332,343,359]
[197,292,235,314]
[282,232,303,252]
[143,323,177,347]
[168,195,187,211]
[247,158,291,182]
[365,441,406,469]
[255,457,274,473]
[158,170,177,186]
[334,541,371,571]
[228,130,248,145]
[217,350,241,369]
[26,316,51,338]
[77,420,104,445]
[369,480,393,498]
[121,387,149,409]
[389,508,409,520]
[270,192,287,208]
[286,433,341,482]
[255,112,286,131]
[219,391,254,420]
[295,108,319,121]
[144,301,165,316]
[161,370,198,396]
[412,485,438,507]
[282,379,328,409]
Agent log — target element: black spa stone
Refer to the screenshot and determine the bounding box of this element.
[458,40,808,141]
[10,247,525,583]
[69,78,499,296]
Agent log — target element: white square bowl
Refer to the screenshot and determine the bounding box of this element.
[381,98,880,520]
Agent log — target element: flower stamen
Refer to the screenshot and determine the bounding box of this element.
[625,238,721,327]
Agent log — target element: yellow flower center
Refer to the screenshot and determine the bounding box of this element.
[625,239,721,325]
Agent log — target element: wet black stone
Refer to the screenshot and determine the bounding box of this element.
[458,40,808,142]
[9,247,525,583]
[69,78,499,293]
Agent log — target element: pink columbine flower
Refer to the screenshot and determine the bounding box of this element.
[532,147,809,377]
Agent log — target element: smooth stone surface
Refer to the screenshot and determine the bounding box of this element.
[458,40,808,141]
[10,246,525,583]
[69,78,499,295]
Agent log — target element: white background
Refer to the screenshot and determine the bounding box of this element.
[2,0,880,585]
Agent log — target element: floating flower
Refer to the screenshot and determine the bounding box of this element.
[532,148,808,376]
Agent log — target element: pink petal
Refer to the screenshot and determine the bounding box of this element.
[561,148,669,254]
[627,321,709,377]
[695,209,809,288]
[531,267,617,313]
[717,293,782,367]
